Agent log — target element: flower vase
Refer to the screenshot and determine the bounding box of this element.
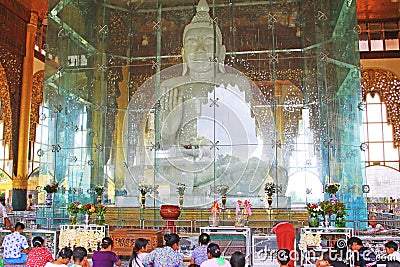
[45,193,54,208]
[96,214,105,225]
[179,195,184,207]
[308,215,319,227]
[323,214,331,228]
[84,214,90,225]
[69,213,78,225]
[335,214,346,228]
[267,195,273,209]
[209,214,220,227]
[141,193,146,209]
[97,194,102,204]
[235,215,248,229]
[222,195,227,210]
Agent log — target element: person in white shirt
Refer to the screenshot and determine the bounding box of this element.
[385,241,400,262]
[367,215,384,232]
[3,222,30,264]
[200,243,231,267]
[0,196,11,228]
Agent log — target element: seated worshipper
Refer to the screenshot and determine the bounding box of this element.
[128,238,150,267]
[92,237,122,267]
[229,251,245,267]
[3,222,30,264]
[26,236,54,267]
[71,246,90,267]
[143,233,184,267]
[385,241,400,263]
[191,233,211,266]
[367,215,384,232]
[200,243,231,267]
[348,236,377,267]
[0,195,12,228]
[272,222,295,267]
[44,247,73,267]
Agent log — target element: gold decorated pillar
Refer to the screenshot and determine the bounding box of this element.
[12,12,38,211]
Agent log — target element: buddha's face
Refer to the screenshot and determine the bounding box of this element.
[183,27,225,73]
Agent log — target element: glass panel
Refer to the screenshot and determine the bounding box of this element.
[366,103,382,122]
[369,23,382,31]
[368,143,384,162]
[41,0,365,220]
[367,124,383,142]
[359,40,369,51]
[383,124,394,142]
[385,38,399,51]
[384,142,398,161]
[384,22,398,30]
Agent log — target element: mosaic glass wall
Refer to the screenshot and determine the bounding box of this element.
[41,0,365,221]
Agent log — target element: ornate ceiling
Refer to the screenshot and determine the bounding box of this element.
[19,0,400,22]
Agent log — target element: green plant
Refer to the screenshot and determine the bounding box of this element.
[44,182,59,193]
[320,200,335,215]
[94,184,104,196]
[325,183,340,194]
[176,183,186,196]
[264,182,276,196]
[306,203,322,217]
[67,202,82,214]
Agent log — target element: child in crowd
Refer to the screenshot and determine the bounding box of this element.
[200,243,231,267]
[71,246,90,267]
[230,251,245,267]
[44,247,73,267]
[191,233,211,266]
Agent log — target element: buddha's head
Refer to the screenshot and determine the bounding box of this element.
[182,0,226,75]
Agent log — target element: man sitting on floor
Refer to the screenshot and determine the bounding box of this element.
[3,222,30,264]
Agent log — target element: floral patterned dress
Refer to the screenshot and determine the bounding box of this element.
[142,246,184,267]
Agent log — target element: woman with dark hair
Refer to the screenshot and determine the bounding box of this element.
[129,238,150,267]
[92,237,122,267]
[142,233,184,267]
[229,251,245,267]
[191,233,211,265]
[200,243,231,267]
[44,247,72,267]
[26,236,54,267]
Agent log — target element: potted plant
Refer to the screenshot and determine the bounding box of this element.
[306,203,322,227]
[43,182,58,208]
[176,183,186,207]
[209,200,221,227]
[264,182,277,208]
[67,202,82,224]
[95,205,107,225]
[235,200,252,228]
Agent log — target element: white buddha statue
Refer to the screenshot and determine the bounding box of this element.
[123,0,276,207]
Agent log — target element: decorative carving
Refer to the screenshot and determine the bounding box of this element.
[0,63,13,145]
[30,70,44,141]
[12,174,28,189]
[361,69,400,147]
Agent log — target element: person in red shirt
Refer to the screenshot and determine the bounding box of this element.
[272,222,295,267]
[26,236,54,267]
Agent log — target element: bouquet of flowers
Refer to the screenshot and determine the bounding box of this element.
[44,182,59,193]
[306,203,322,217]
[320,200,335,215]
[210,200,221,215]
[94,184,104,196]
[67,202,82,214]
[176,183,186,196]
[216,184,229,196]
[333,201,347,215]
[81,203,96,215]
[236,200,252,216]
[325,183,340,194]
[138,184,153,195]
[95,205,107,216]
[265,182,276,196]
